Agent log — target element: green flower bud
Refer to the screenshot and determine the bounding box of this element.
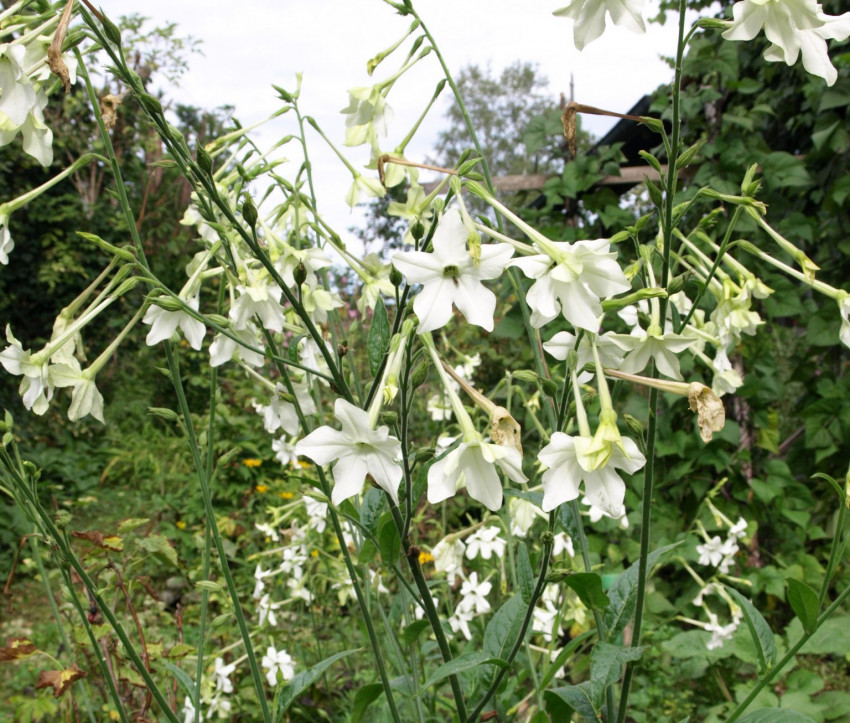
[196,147,213,176]
[411,220,425,241]
[148,407,179,421]
[337,339,349,357]
[101,14,122,46]
[410,359,429,388]
[294,262,307,287]
[137,93,163,117]
[390,265,403,287]
[242,197,258,229]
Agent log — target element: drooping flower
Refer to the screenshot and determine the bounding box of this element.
[428,438,526,511]
[553,0,646,50]
[511,238,631,331]
[142,295,206,350]
[341,86,393,147]
[392,209,514,333]
[261,645,295,687]
[295,398,403,505]
[722,0,850,86]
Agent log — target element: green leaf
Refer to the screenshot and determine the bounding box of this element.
[377,515,400,567]
[400,619,430,648]
[589,643,643,707]
[274,648,359,719]
[726,587,776,672]
[351,683,384,723]
[563,573,610,612]
[139,534,179,567]
[359,487,386,535]
[367,298,389,377]
[162,661,196,699]
[516,542,535,605]
[420,651,503,690]
[484,596,526,662]
[604,542,681,641]
[761,151,812,189]
[736,710,817,723]
[117,518,149,533]
[545,682,601,722]
[540,630,595,689]
[787,578,820,635]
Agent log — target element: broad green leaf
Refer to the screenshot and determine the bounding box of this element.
[604,542,681,641]
[484,595,526,661]
[162,661,195,699]
[367,298,389,376]
[545,682,601,722]
[117,518,149,533]
[377,515,400,567]
[736,710,817,723]
[726,587,776,672]
[139,534,178,567]
[400,619,430,647]
[351,683,384,723]
[420,651,505,690]
[539,630,595,689]
[564,573,610,612]
[556,502,582,540]
[589,642,643,706]
[359,487,386,535]
[274,648,359,719]
[516,541,535,605]
[787,578,820,634]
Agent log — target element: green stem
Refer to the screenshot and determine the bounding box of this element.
[727,582,850,722]
[163,343,272,722]
[617,3,688,720]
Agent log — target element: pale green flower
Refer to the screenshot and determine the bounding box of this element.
[554,0,646,50]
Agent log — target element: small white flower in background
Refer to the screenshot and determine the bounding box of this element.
[212,657,236,694]
[552,532,575,558]
[583,497,630,527]
[511,238,631,331]
[428,436,527,511]
[304,496,328,533]
[50,360,105,423]
[345,173,386,208]
[838,294,850,349]
[609,324,695,380]
[295,398,403,505]
[333,577,356,606]
[182,696,203,723]
[341,86,394,147]
[279,546,308,576]
[0,214,14,265]
[253,382,315,436]
[432,536,466,578]
[0,326,53,415]
[255,521,280,542]
[209,326,265,368]
[705,611,739,651]
[356,253,397,315]
[692,582,720,607]
[257,593,283,627]
[143,295,205,350]
[230,279,286,334]
[413,596,439,621]
[272,437,299,467]
[696,536,727,568]
[554,0,647,50]
[510,496,548,537]
[533,588,562,643]
[261,645,295,687]
[253,564,272,599]
[465,526,507,561]
[273,243,331,289]
[427,393,453,421]
[729,517,748,540]
[205,693,231,719]
[458,572,492,615]
[448,606,475,640]
[723,0,850,86]
[368,569,390,595]
[392,208,514,333]
[287,570,313,603]
[543,330,625,383]
[300,283,344,325]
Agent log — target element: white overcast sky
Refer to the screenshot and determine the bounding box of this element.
[102,0,693,245]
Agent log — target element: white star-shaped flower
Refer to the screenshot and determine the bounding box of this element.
[537,431,645,517]
[392,209,514,333]
[295,398,402,505]
[511,238,631,331]
[142,295,205,350]
[554,0,646,51]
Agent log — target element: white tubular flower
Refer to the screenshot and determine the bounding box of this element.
[229,280,285,334]
[0,44,36,131]
[212,657,236,694]
[723,0,850,85]
[253,382,314,436]
[458,572,492,615]
[304,496,328,533]
[51,360,105,423]
[465,526,507,561]
[0,325,53,415]
[143,296,205,350]
[511,239,631,331]
[510,497,547,537]
[261,646,295,687]
[257,593,283,627]
[448,607,475,640]
[839,293,850,349]
[345,173,386,208]
[427,437,526,512]
[432,536,466,578]
[552,531,575,558]
[295,398,403,505]
[392,209,514,333]
[538,432,645,516]
[554,0,646,50]
[0,214,12,265]
[209,326,264,368]
[609,325,695,380]
[341,86,394,143]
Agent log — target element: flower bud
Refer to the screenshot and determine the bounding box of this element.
[390,265,403,287]
[137,93,163,117]
[242,197,258,229]
[196,147,213,176]
[410,359,429,388]
[101,14,122,46]
[337,340,349,357]
[148,407,179,422]
[151,296,184,312]
[411,220,425,241]
[294,262,307,287]
[378,411,398,426]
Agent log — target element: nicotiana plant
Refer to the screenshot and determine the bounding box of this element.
[1,0,849,721]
